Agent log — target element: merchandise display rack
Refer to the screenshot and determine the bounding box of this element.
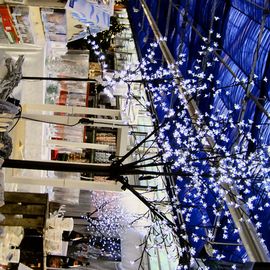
[0,2,163,269]
[11,6,35,44]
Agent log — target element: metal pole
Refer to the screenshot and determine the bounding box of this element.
[139,0,270,262]
[22,76,96,82]
[21,76,160,84]
[2,159,177,232]
[3,159,111,175]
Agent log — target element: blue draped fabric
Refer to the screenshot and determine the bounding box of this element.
[231,0,270,30]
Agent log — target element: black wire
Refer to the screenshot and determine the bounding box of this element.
[8,104,22,133]
[10,102,82,127]
[93,120,154,128]
[18,115,81,127]
[9,107,154,131]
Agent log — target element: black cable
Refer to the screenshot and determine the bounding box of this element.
[92,119,154,128]
[10,106,155,130]
[18,115,81,127]
[8,104,22,133]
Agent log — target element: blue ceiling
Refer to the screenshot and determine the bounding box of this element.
[127,0,270,265]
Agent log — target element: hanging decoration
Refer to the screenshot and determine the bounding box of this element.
[66,0,114,34]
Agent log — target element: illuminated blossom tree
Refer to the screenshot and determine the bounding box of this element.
[83,26,270,269]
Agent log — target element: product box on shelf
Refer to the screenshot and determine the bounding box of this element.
[41,8,67,43]
[0,15,9,43]
[0,5,19,43]
[10,6,35,44]
[89,62,102,79]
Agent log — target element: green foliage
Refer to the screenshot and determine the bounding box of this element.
[67,16,126,62]
[46,84,58,104]
[93,16,126,52]
[46,84,58,94]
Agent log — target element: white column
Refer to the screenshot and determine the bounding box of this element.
[5,175,122,192]
[21,113,125,127]
[23,103,121,118]
[47,139,115,152]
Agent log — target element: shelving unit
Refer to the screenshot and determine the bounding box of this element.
[0,3,162,270]
[0,5,45,45]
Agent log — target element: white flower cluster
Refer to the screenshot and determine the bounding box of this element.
[85,27,270,266]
